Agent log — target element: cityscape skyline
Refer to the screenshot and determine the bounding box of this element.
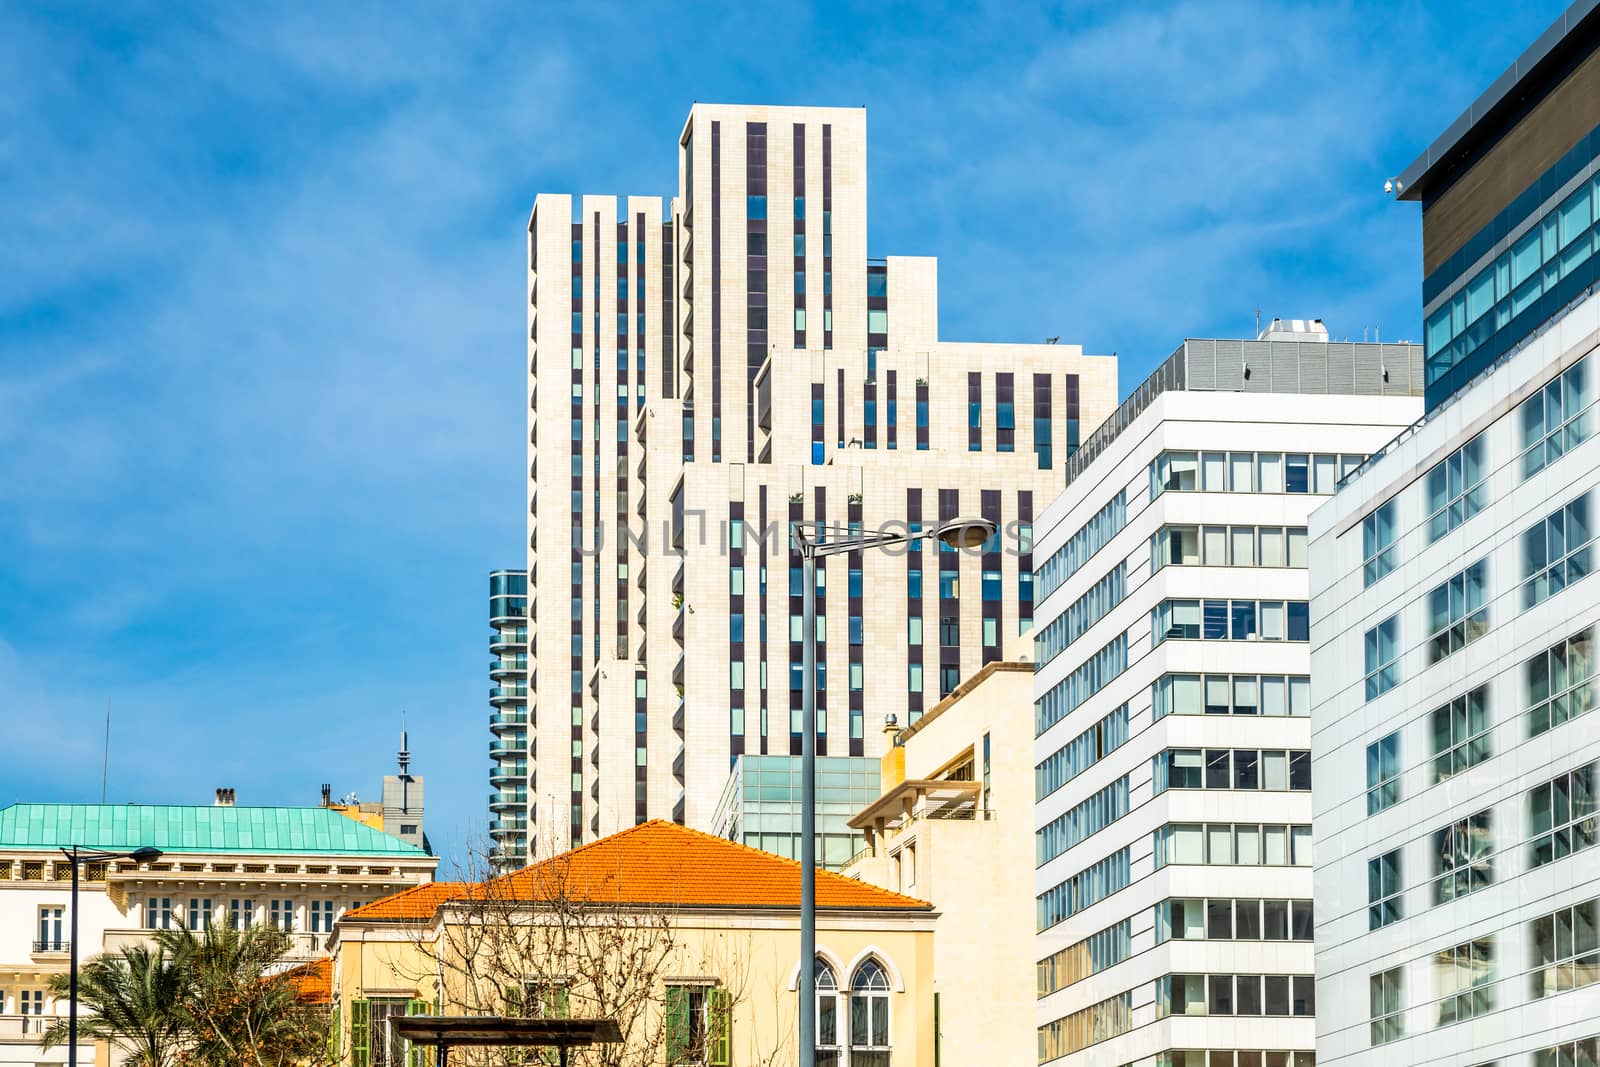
[0,0,1569,869]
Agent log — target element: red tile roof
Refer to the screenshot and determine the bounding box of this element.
[286,958,331,1005]
[341,822,928,924]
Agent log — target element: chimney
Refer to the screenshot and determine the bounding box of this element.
[321,784,332,807]
[214,788,235,807]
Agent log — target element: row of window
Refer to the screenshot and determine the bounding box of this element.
[1153,823,1313,869]
[1156,973,1315,1019]
[1034,563,1124,666]
[1037,491,1125,602]
[141,896,337,932]
[1036,991,1130,1064]
[1155,1054,1316,1067]
[1035,704,1128,802]
[1151,524,1309,571]
[1152,599,1310,644]
[1366,808,1497,928]
[1155,897,1314,943]
[1153,673,1313,719]
[1036,919,1130,998]
[1152,449,1365,496]
[1153,749,1311,793]
[1036,847,1130,932]
[1036,777,1129,866]
[1035,635,1127,736]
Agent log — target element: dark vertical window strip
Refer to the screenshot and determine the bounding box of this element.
[729,500,746,762]
[569,218,584,847]
[661,223,674,399]
[793,123,805,350]
[634,667,648,824]
[848,495,864,757]
[967,372,982,452]
[938,488,960,697]
[617,221,630,662]
[822,124,833,350]
[759,486,769,755]
[592,210,601,687]
[635,211,646,413]
[836,368,845,448]
[1018,491,1035,633]
[980,489,1002,665]
[907,489,924,723]
[814,485,827,756]
[811,381,824,465]
[866,262,888,380]
[1066,374,1081,455]
[711,121,722,463]
[887,370,898,450]
[864,378,877,450]
[746,121,767,464]
[996,373,1015,453]
[1033,373,1053,470]
[916,380,930,451]
[787,495,803,755]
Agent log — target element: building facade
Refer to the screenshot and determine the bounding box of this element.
[712,754,879,868]
[490,569,530,860]
[512,102,1118,859]
[331,821,935,1067]
[0,792,435,1066]
[845,660,1036,1067]
[1030,327,1423,1067]
[1311,6,1600,1066]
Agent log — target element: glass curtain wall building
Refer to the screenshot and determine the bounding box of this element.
[1312,7,1600,1066]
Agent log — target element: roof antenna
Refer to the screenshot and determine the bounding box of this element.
[101,700,111,804]
[398,712,411,776]
[1255,305,1262,338]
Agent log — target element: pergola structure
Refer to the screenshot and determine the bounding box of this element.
[392,1016,623,1067]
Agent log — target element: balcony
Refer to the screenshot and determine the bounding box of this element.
[490,629,529,652]
[0,1015,55,1037]
[30,939,70,956]
[489,710,528,730]
[489,816,527,834]
[672,699,685,733]
[672,745,685,779]
[490,685,529,706]
[489,792,528,812]
[489,764,528,786]
[488,739,526,757]
[490,658,529,680]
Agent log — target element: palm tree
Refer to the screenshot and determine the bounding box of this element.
[40,943,188,1067]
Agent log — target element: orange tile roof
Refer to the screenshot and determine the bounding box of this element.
[340,823,928,924]
[286,958,331,1005]
[343,880,470,922]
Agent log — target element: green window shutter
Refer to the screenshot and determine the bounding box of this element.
[503,984,523,1016]
[329,1006,341,1061]
[350,999,370,1067]
[664,985,689,1065]
[547,985,569,1020]
[708,987,732,1067]
[934,992,941,1067]
[406,999,430,1067]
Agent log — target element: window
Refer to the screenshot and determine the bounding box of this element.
[187,898,213,931]
[1535,1038,1600,1067]
[1035,704,1129,800]
[1528,627,1597,736]
[1427,559,1488,663]
[1153,599,1308,645]
[1037,992,1131,1059]
[1367,733,1400,814]
[1432,810,1493,904]
[1367,847,1404,931]
[1153,823,1311,867]
[665,984,730,1066]
[229,899,254,929]
[1036,777,1130,864]
[1036,847,1131,931]
[1154,974,1312,1018]
[1364,500,1398,584]
[813,961,841,1067]
[1425,434,1487,541]
[270,899,295,932]
[1522,493,1592,609]
[354,997,422,1067]
[1154,899,1313,943]
[36,906,63,951]
[1430,686,1490,782]
[1370,968,1404,1045]
[1434,938,1493,1026]
[849,960,890,1067]
[1529,895,1600,999]
[1528,761,1598,869]
[1153,673,1309,718]
[1521,357,1593,478]
[145,897,173,930]
[309,899,336,934]
[1154,451,1198,492]
[1365,616,1400,699]
[1153,749,1309,793]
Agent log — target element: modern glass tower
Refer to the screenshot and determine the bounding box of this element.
[488,569,529,861]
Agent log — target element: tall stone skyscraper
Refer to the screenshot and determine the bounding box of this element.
[503,104,1117,860]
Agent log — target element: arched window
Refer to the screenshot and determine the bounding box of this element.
[850,959,891,1067]
[815,959,841,1066]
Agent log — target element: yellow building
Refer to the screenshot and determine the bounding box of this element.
[331,821,936,1067]
[843,661,1035,1067]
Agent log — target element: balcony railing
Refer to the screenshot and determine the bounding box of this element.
[31,939,70,954]
[0,1014,56,1036]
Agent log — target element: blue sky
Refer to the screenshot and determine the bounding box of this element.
[0,1,1566,867]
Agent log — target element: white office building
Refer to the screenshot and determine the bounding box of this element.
[1308,5,1600,1066]
[1033,324,1423,1067]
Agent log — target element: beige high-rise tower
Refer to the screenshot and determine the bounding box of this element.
[503,103,1117,861]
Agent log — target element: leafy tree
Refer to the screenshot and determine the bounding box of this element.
[39,943,188,1067]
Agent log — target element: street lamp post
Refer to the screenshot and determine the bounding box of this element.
[60,844,162,1067]
[793,514,995,1067]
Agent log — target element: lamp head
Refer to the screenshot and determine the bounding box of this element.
[934,516,997,551]
[129,847,162,864]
